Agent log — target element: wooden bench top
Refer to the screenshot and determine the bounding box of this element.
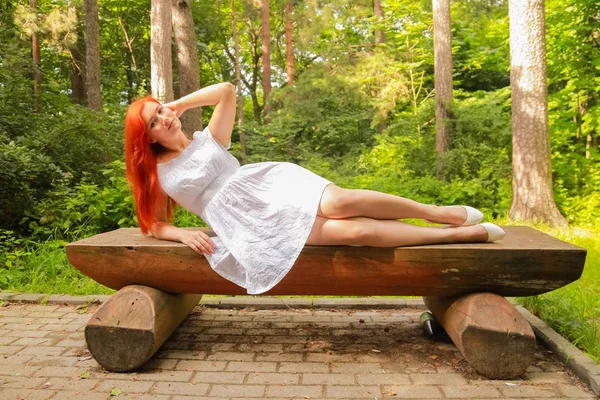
[66,226,586,297]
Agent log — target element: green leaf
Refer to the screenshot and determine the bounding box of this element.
[110,387,121,396]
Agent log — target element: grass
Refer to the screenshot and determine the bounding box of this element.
[1,219,599,363]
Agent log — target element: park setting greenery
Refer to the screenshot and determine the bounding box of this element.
[1,0,599,364]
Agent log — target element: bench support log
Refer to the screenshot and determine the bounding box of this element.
[423,292,536,379]
[85,285,202,372]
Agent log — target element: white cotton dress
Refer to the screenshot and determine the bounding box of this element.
[157,126,332,294]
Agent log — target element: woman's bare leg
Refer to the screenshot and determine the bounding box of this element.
[306,216,489,247]
[318,184,471,224]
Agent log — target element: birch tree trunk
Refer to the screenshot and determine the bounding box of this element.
[172,0,202,132]
[232,0,246,159]
[433,0,453,178]
[261,0,272,122]
[84,0,102,111]
[508,0,567,226]
[151,0,173,103]
[285,0,295,85]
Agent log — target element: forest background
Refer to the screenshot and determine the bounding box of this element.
[0,0,599,362]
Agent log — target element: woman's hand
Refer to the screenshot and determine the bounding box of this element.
[179,230,216,256]
[163,100,186,118]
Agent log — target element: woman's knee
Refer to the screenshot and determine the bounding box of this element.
[320,186,359,218]
[341,218,376,245]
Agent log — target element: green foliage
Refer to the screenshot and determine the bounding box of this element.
[0,135,64,229]
[21,160,136,242]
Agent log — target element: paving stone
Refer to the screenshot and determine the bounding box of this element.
[228,361,277,372]
[206,351,255,361]
[47,390,110,400]
[500,385,562,397]
[331,362,383,374]
[27,355,80,367]
[18,346,67,356]
[0,364,41,377]
[279,362,329,373]
[209,384,265,397]
[356,373,410,385]
[247,372,299,385]
[411,372,468,385]
[302,373,355,385]
[38,376,99,391]
[382,385,443,398]
[149,381,210,396]
[325,384,381,398]
[0,336,18,345]
[93,379,155,393]
[192,371,246,383]
[176,360,227,371]
[557,383,597,398]
[0,375,46,389]
[441,385,503,398]
[0,346,24,355]
[0,388,56,400]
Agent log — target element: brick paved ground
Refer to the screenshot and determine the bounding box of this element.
[0,302,596,399]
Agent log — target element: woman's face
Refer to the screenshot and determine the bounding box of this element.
[141,102,181,146]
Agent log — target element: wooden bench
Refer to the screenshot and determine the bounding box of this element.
[66,226,586,378]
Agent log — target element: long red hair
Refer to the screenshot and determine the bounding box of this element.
[124,96,176,235]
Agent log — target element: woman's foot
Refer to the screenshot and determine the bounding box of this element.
[425,205,484,226]
[458,223,505,243]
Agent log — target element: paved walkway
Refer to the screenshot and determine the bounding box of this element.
[0,302,596,399]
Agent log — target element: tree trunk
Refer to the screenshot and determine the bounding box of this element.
[285,0,295,85]
[172,0,202,133]
[232,0,246,160]
[151,0,173,103]
[261,0,272,122]
[373,0,385,45]
[508,0,567,226]
[70,7,87,105]
[84,0,102,111]
[433,0,453,179]
[30,0,41,96]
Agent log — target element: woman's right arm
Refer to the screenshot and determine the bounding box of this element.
[150,194,216,256]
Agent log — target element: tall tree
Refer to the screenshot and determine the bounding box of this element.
[261,0,272,122]
[85,0,102,111]
[285,0,294,85]
[30,0,41,96]
[70,7,86,105]
[151,0,173,103]
[508,0,566,225]
[373,0,385,45]
[433,0,453,178]
[171,0,202,133]
[232,0,246,159]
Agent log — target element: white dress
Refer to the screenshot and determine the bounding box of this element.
[157,126,332,294]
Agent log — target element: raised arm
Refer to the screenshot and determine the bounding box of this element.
[164,82,236,148]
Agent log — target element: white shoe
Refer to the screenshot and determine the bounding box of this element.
[480,223,505,242]
[425,205,484,227]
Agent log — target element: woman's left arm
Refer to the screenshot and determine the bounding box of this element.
[164,82,236,148]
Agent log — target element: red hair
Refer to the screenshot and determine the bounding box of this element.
[124,96,176,235]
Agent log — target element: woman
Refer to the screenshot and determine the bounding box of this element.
[125,82,505,294]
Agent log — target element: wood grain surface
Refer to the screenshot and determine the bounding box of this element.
[66,226,586,296]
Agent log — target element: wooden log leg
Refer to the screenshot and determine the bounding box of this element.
[423,293,536,379]
[85,285,202,372]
